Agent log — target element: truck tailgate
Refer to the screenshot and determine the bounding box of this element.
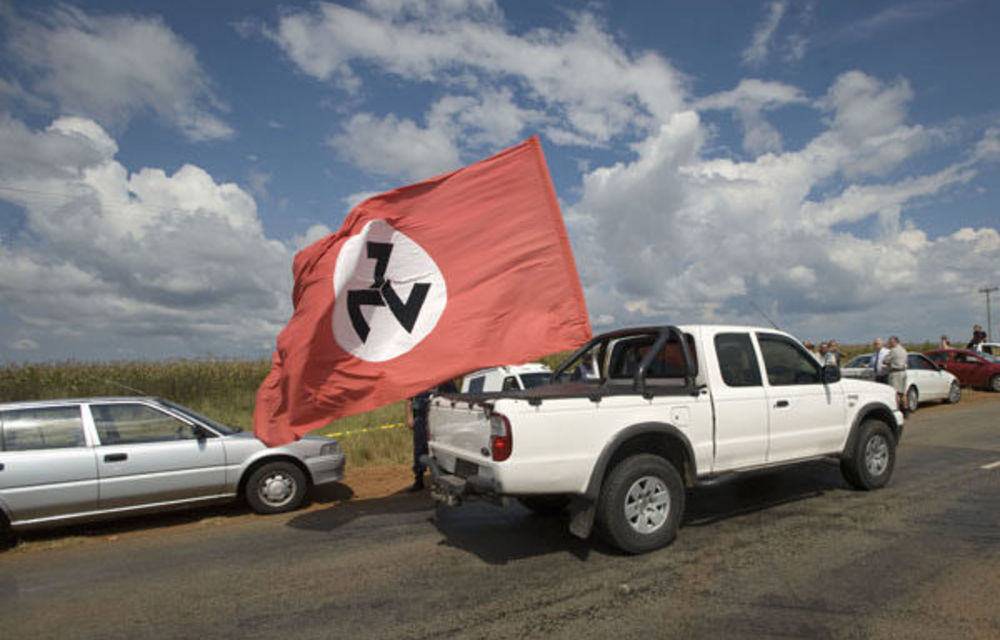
[428,396,492,470]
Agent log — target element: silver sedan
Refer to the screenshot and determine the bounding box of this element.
[0,397,344,538]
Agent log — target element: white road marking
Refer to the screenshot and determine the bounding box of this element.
[980,460,1000,470]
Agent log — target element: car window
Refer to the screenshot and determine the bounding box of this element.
[518,373,552,389]
[501,376,520,391]
[608,333,698,381]
[846,355,871,368]
[926,352,949,363]
[1,406,86,451]
[91,403,198,445]
[467,377,485,393]
[715,333,762,387]
[907,354,936,370]
[955,352,983,365]
[756,333,821,386]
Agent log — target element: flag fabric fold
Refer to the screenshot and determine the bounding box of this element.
[254,136,591,446]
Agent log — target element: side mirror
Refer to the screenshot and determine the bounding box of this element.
[822,365,841,383]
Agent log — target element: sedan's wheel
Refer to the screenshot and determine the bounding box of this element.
[990,375,1000,393]
[597,454,684,554]
[905,386,919,413]
[245,461,307,514]
[840,419,896,490]
[946,381,961,404]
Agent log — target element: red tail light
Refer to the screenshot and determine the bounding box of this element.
[489,411,512,461]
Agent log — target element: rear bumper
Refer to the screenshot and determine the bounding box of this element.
[421,455,502,506]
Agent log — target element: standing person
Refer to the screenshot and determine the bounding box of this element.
[804,341,820,361]
[818,342,830,364]
[939,335,950,349]
[871,338,890,383]
[406,389,433,492]
[827,340,842,367]
[884,336,909,410]
[967,325,987,350]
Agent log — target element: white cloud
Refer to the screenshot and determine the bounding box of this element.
[269,0,687,169]
[9,338,39,351]
[0,116,291,358]
[6,5,232,141]
[695,79,809,155]
[742,1,787,67]
[566,70,1000,341]
[328,112,461,181]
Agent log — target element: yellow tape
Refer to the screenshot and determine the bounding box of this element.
[325,422,406,438]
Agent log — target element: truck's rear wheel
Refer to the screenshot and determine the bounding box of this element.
[840,419,896,490]
[596,454,684,554]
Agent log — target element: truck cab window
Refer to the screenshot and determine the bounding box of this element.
[715,333,762,387]
[757,333,821,386]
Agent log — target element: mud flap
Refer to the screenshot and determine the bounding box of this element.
[567,496,597,539]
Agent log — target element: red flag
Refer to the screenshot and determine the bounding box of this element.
[254,137,591,446]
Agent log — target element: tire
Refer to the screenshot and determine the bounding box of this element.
[0,513,15,550]
[596,454,685,554]
[245,461,308,514]
[990,375,1000,393]
[946,381,961,404]
[517,495,570,516]
[905,386,919,413]
[840,419,896,491]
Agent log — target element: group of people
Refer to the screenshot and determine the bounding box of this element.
[803,340,844,367]
[807,336,910,408]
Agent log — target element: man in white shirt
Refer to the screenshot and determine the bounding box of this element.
[871,338,890,384]
[884,336,909,411]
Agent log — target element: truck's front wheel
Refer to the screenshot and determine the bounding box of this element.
[840,419,896,490]
[596,454,684,554]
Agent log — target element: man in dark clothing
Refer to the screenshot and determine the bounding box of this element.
[406,391,432,492]
[406,380,458,492]
[967,324,987,350]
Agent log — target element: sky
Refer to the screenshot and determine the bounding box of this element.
[0,0,998,363]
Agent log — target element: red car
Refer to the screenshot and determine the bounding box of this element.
[925,349,1000,392]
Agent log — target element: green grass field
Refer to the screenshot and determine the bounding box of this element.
[0,342,933,467]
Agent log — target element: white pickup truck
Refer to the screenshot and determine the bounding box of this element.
[424,325,904,554]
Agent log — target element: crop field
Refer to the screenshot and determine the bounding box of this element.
[0,342,932,467]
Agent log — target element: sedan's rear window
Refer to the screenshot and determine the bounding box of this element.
[1,406,86,451]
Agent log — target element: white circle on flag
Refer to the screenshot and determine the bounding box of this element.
[332,219,447,362]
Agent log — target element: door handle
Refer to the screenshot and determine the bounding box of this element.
[775,400,789,408]
[104,453,127,462]
[0,462,4,471]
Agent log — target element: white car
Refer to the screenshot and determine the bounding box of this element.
[460,363,553,393]
[842,353,961,411]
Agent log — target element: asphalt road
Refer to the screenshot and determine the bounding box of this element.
[2,394,998,639]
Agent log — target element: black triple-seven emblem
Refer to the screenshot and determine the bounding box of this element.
[346,241,430,343]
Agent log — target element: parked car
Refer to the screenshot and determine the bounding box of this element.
[977,342,1000,356]
[925,349,1000,392]
[842,352,961,411]
[0,397,345,539]
[461,363,553,393]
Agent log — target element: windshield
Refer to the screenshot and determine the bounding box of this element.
[519,372,553,389]
[160,399,242,435]
[981,352,1000,364]
[846,355,871,368]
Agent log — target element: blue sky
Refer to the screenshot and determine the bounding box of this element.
[1,0,998,362]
